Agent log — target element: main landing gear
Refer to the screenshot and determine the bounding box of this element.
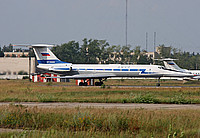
[95,81,104,86]
[79,80,88,86]
[78,78,106,86]
[95,78,105,86]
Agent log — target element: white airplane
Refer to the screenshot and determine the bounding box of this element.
[14,44,194,86]
[159,58,200,79]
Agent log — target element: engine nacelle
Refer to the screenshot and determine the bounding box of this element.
[49,64,73,72]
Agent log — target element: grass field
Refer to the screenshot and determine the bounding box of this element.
[0,79,200,103]
[0,79,200,137]
[0,105,200,137]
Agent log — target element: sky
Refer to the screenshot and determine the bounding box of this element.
[0,0,200,52]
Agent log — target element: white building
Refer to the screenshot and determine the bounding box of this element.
[0,57,35,79]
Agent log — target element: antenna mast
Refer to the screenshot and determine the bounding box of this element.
[125,0,128,47]
[154,32,156,52]
[146,32,148,51]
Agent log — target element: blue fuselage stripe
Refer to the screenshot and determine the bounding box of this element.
[57,68,153,74]
[87,69,94,71]
[54,68,70,70]
[96,69,104,71]
[105,69,112,71]
[130,69,138,71]
[113,69,120,71]
[37,60,70,64]
[76,68,148,72]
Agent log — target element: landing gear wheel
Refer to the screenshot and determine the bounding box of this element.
[83,82,88,86]
[95,82,103,86]
[156,83,160,87]
[79,82,88,86]
[79,82,84,86]
[156,77,161,87]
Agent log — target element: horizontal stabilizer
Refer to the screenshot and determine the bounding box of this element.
[154,58,178,61]
[13,44,55,48]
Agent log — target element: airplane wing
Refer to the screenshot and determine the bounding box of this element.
[46,73,116,79]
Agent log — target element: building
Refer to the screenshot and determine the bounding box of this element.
[0,57,36,79]
[4,52,29,57]
[98,50,160,64]
[156,46,171,58]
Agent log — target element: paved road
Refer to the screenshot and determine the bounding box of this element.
[1,102,200,110]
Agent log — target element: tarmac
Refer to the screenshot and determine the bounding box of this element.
[0,102,200,110]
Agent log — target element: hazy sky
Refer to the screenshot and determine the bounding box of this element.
[0,0,200,52]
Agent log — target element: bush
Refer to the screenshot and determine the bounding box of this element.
[101,84,106,89]
[132,94,160,104]
[18,71,28,75]
[22,76,29,79]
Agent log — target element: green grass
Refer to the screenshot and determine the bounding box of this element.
[0,131,135,138]
[1,80,200,103]
[0,105,200,137]
[1,80,200,137]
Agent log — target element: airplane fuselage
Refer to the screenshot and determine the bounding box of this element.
[37,63,194,78]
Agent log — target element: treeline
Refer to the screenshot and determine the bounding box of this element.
[169,50,200,70]
[0,44,30,57]
[52,39,200,70]
[0,44,14,57]
[1,39,200,69]
[157,45,200,69]
[52,38,152,64]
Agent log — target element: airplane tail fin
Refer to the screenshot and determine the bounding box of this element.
[33,47,67,65]
[156,58,183,71]
[163,60,182,70]
[13,44,71,65]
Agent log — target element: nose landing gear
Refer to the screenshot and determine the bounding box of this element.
[156,77,161,87]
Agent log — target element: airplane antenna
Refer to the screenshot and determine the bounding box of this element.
[29,48,31,82]
[125,0,128,47]
[154,32,156,52]
[146,32,148,52]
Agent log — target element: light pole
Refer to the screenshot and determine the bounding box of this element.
[29,48,31,82]
[125,0,128,47]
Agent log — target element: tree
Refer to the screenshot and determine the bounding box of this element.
[130,46,141,64]
[157,44,172,58]
[108,45,122,64]
[52,41,80,63]
[121,45,131,64]
[0,47,4,57]
[137,54,152,64]
[97,40,109,64]
[2,44,13,52]
[80,38,109,64]
[12,54,16,57]
[106,45,116,63]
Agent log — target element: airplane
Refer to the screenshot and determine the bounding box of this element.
[158,58,200,80]
[13,44,194,86]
